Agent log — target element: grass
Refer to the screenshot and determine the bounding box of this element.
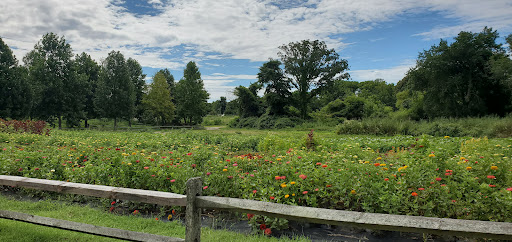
[0,194,308,242]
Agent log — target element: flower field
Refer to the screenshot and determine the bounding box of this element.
[1,129,511,223]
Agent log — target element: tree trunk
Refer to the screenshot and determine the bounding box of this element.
[58,116,62,129]
[84,119,88,128]
[114,118,117,131]
[129,118,132,127]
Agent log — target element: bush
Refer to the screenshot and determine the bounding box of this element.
[0,119,50,135]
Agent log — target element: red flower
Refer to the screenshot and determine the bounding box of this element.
[418,188,425,191]
[322,165,328,168]
[252,190,257,194]
[374,163,380,167]
[487,175,496,179]
[384,178,389,181]
[299,174,307,180]
[191,164,196,168]
[109,207,114,212]
[269,196,275,200]
[155,218,159,221]
[227,176,233,179]
[259,224,267,230]
[170,179,176,183]
[247,214,254,219]
[111,201,116,205]
[445,173,452,176]
[203,186,208,190]
[264,228,272,235]
[507,187,512,191]
[302,191,308,194]
[133,210,139,215]
[144,166,149,169]
[489,184,496,187]
[435,177,442,181]
[206,172,211,175]
[316,162,322,166]
[187,153,192,156]
[411,192,418,197]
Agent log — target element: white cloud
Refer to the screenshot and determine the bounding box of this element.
[202,73,258,101]
[350,60,415,83]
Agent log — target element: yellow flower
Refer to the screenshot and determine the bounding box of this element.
[379,163,386,166]
[429,154,436,157]
[491,166,498,170]
[276,158,282,161]
[376,157,382,160]
[132,152,137,155]
[127,163,132,165]
[284,194,289,198]
[280,183,287,188]
[350,190,356,195]
[460,157,465,160]
[290,181,296,185]
[466,166,472,171]
[444,136,450,138]
[222,169,228,172]
[168,214,172,220]
[292,193,295,196]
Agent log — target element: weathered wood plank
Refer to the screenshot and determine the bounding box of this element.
[185,177,202,242]
[0,210,184,242]
[0,175,186,206]
[196,196,512,240]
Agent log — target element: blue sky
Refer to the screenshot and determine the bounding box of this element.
[1,0,511,101]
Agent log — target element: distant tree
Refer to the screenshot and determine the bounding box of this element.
[142,72,175,125]
[357,79,396,109]
[278,40,349,119]
[233,85,260,118]
[156,68,175,98]
[74,52,100,127]
[257,59,291,115]
[318,79,359,106]
[219,96,227,115]
[0,38,32,119]
[175,61,209,125]
[94,50,135,129]
[127,58,146,124]
[407,27,510,117]
[23,33,75,128]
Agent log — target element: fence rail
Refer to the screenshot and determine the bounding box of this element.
[1,175,512,241]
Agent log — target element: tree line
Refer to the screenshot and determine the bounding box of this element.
[0,33,209,129]
[2,28,512,129]
[226,28,512,128]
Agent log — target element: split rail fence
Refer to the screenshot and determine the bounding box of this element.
[0,175,511,242]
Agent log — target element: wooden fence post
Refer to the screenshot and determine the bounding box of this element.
[185,177,202,242]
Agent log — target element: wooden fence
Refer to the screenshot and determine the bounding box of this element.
[1,175,511,242]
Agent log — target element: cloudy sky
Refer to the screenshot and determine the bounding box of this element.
[1,0,511,101]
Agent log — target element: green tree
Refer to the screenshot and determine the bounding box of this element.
[94,50,135,129]
[24,33,75,128]
[156,68,175,99]
[257,59,291,115]
[278,40,349,119]
[233,85,260,118]
[357,79,396,109]
[175,61,209,124]
[407,27,510,117]
[74,52,100,127]
[0,38,32,119]
[127,58,146,124]
[219,96,227,115]
[142,72,175,125]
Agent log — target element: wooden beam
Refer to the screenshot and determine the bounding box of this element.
[0,210,184,242]
[196,196,512,240]
[0,175,186,206]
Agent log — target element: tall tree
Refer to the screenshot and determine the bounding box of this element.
[23,33,75,128]
[156,68,175,99]
[233,85,260,118]
[94,50,135,129]
[278,40,349,119]
[0,38,32,119]
[73,52,99,127]
[257,59,291,115]
[127,58,146,124]
[142,72,175,125]
[175,61,209,125]
[407,27,510,117]
[219,96,227,115]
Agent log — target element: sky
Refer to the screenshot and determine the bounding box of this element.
[1,0,511,101]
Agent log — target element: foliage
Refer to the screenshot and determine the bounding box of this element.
[73,52,100,127]
[23,33,76,128]
[278,40,349,119]
[175,62,209,125]
[258,59,291,115]
[142,72,175,125]
[0,38,32,119]
[405,27,512,118]
[0,119,49,135]
[127,58,146,121]
[233,85,261,118]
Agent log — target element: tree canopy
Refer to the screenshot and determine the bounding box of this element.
[175,61,209,125]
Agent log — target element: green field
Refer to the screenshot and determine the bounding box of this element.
[1,128,511,237]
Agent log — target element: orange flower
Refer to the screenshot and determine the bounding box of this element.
[491,166,498,170]
[411,192,418,196]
